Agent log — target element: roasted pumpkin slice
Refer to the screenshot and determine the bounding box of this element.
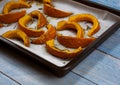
[46,39,82,59]
[43,0,52,5]
[0,24,4,28]
[18,15,45,37]
[2,29,30,47]
[32,24,56,44]
[44,4,73,18]
[45,24,56,41]
[32,34,46,44]
[57,33,96,48]
[3,1,31,14]
[18,0,27,2]
[18,0,34,4]
[0,10,26,24]
[18,0,31,2]
[57,20,84,38]
[69,14,100,37]
[29,10,47,28]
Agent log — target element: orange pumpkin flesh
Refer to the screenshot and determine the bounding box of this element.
[0,24,4,28]
[0,10,26,24]
[44,4,73,18]
[0,0,31,24]
[28,10,47,28]
[69,14,100,37]
[3,1,31,14]
[2,29,30,47]
[57,34,96,48]
[43,0,52,4]
[46,39,82,59]
[32,24,56,44]
[56,20,84,38]
[19,0,26,1]
[18,15,45,37]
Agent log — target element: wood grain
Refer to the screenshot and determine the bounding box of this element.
[98,28,120,59]
[90,0,120,10]
[0,72,19,85]
[0,46,96,85]
[72,50,120,85]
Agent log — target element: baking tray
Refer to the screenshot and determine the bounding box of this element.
[0,0,120,77]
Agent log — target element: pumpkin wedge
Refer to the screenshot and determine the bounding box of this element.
[69,14,100,37]
[32,24,56,44]
[29,10,47,28]
[2,29,30,47]
[3,1,31,14]
[57,33,96,48]
[0,10,26,24]
[0,24,4,28]
[46,39,82,59]
[57,20,84,38]
[43,0,52,4]
[18,14,45,37]
[44,4,73,18]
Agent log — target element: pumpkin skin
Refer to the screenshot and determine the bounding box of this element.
[56,20,95,48]
[57,33,96,48]
[0,24,3,28]
[18,10,47,37]
[18,14,45,37]
[32,24,56,44]
[69,14,100,37]
[18,0,28,2]
[46,39,82,59]
[28,10,47,28]
[0,1,31,24]
[2,29,30,47]
[43,0,52,4]
[2,1,31,14]
[56,20,84,38]
[18,0,51,4]
[0,10,26,24]
[44,4,73,18]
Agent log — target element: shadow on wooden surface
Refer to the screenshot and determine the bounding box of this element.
[0,45,56,77]
[0,45,96,85]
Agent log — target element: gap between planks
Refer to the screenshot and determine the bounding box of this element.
[0,71,22,85]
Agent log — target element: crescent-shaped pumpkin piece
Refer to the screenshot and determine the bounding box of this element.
[18,0,28,2]
[56,20,84,38]
[43,0,52,4]
[29,10,47,28]
[19,0,26,1]
[44,4,73,18]
[57,33,96,48]
[69,14,100,37]
[18,14,45,37]
[2,29,30,47]
[46,39,82,59]
[32,24,56,44]
[0,10,26,24]
[0,24,4,28]
[3,1,31,14]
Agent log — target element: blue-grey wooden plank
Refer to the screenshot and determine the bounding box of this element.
[0,46,96,85]
[0,72,19,85]
[90,0,120,10]
[98,28,120,59]
[72,50,120,85]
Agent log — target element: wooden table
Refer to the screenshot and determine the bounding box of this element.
[0,0,120,85]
